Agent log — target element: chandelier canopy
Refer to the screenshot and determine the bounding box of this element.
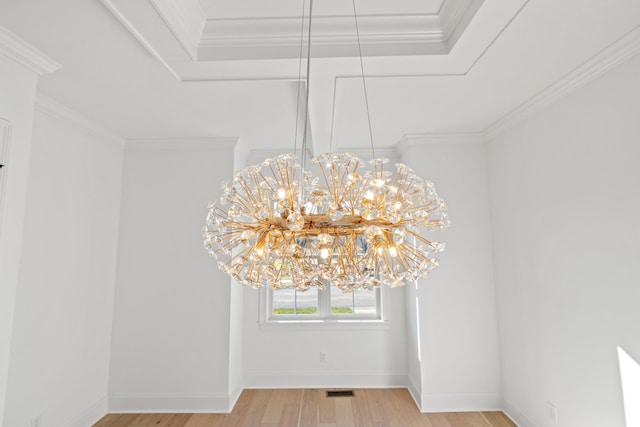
[202,0,449,291]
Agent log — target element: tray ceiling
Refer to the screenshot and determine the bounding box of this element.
[1,0,639,158]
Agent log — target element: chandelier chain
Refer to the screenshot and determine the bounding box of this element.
[351,0,376,161]
[300,0,314,204]
[293,0,307,156]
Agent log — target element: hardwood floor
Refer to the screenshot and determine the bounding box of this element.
[94,388,517,427]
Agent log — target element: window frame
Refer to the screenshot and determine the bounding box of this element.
[261,283,383,324]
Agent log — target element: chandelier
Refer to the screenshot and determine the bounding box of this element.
[202,0,449,291]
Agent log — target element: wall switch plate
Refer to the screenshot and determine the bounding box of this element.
[320,351,327,362]
[31,416,42,427]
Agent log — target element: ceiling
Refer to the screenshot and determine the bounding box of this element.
[1,0,640,157]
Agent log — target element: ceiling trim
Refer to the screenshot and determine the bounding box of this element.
[484,24,640,140]
[35,94,124,147]
[333,147,400,162]
[200,0,484,61]
[198,1,482,61]
[199,14,446,60]
[125,137,238,151]
[397,133,486,153]
[147,0,205,60]
[245,147,399,167]
[0,26,61,75]
[99,0,184,81]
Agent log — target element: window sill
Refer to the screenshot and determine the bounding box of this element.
[257,319,390,331]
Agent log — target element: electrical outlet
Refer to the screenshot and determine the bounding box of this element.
[319,351,327,362]
[547,402,558,425]
[31,416,42,427]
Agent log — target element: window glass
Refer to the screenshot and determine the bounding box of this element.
[269,283,380,321]
[272,288,318,316]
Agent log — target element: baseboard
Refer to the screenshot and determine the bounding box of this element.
[419,392,503,413]
[502,400,539,427]
[243,371,408,389]
[108,393,235,413]
[229,385,243,411]
[406,377,422,410]
[65,395,108,427]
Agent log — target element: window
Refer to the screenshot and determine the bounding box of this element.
[267,284,381,321]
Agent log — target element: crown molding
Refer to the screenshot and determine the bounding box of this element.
[147,0,206,61]
[440,0,484,48]
[199,14,446,60]
[0,26,61,75]
[332,147,400,163]
[198,0,482,61]
[35,94,124,147]
[397,133,486,152]
[125,137,238,151]
[484,24,640,141]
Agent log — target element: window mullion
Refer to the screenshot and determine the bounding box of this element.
[320,282,330,319]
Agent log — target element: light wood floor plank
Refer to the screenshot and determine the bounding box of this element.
[299,388,321,426]
[93,389,517,427]
[481,412,517,427]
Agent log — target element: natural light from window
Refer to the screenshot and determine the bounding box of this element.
[269,285,380,321]
[618,346,640,427]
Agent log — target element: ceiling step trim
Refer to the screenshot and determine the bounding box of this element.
[397,133,486,152]
[125,137,238,151]
[199,14,447,60]
[484,24,640,140]
[0,26,61,75]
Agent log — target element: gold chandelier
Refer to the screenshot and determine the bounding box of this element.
[202,0,449,291]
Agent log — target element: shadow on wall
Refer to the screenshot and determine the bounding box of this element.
[618,346,640,427]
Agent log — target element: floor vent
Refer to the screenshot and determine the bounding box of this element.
[326,390,355,398]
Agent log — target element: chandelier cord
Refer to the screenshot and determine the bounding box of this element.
[293,0,307,157]
[300,0,314,205]
[351,0,376,162]
[328,78,338,153]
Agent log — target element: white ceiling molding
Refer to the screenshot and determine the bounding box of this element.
[0,26,61,75]
[245,147,398,169]
[35,94,124,147]
[334,147,400,163]
[147,0,205,61]
[397,133,486,154]
[0,118,12,236]
[198,0,482,61]
[484,24,640,141]
[199,14,443,60]
[125,137,238,151]
[439,0,484,50]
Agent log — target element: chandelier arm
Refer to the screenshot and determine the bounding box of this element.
[351,0,376,165]
[293,0,307,156]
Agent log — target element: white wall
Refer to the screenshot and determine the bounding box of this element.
[0,53,39,427]
[487,54,640,427]
[242,286,409,388]
[108,139,238,412]
[3,100,123,427]
[400,139,502,411]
